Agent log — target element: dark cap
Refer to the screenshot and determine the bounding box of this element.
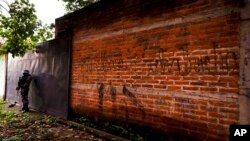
[23,70,29,74]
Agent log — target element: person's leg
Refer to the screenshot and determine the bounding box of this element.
[23,95,29,112]
[21,90,25,111]
[21,89,29,112]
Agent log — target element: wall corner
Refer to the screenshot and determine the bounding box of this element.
[239,0,250,124]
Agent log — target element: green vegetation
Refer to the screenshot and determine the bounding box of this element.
[0,0,53,57]
[76,117,144,141]
[0,98,5,104]
[60,0,99,13]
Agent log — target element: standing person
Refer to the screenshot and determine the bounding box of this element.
[16,70,32,112]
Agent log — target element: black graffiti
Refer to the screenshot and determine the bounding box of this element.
[80,51,127,72]
[80,46,238,75]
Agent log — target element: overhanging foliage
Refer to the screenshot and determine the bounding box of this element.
[0,0,53,57]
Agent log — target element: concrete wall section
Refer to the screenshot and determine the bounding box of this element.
[6,38,71,119]
[0,55,6,99]
[239,0,250,124]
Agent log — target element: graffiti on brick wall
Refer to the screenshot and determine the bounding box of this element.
[97,83,145,119]
[80,51,127,72]
[80,45,238,76]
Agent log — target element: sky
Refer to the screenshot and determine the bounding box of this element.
[1,0,66,24]
[31,0,66,24]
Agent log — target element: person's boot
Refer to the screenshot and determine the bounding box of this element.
[20,107,25,112]
[23,104,29,112]
[25,107,29,112]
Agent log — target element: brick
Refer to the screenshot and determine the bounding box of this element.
[183,113,198,120]
[189,120,208,129]
[175,80,190,85]
[191,99,208,105]
[219,119,238,125]
[183,76,199,80]
[219,107,238,114]
[147,94,160,100]
[183,86,199,91]
[219,76,238,82]
[183,104,199,110]
[147,79,159,84]
[208,112,226,118]
[168,86,182,91]
[200,87,217,92]
[228,82,239,88]
[169,111,182,117]
[200,116,218,123]
[209,82,227,87]
[154,85,167,89]
[161,96,174,101]
[227,103,239,108]
[154,76,166,79]
[195,110,207,116]
[167,76,181,80]
[200,76,218,81]
[190,81,206,86]
[207,123,226,131]
[200,106,218,112]
[174,97,190,103]
[142,84,153,88]
[209,101,226,107]
[219,88,239,94]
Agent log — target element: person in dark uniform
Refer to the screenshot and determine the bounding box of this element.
[16,70,32,112]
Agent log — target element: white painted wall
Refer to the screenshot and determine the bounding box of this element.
[0,55,6,99]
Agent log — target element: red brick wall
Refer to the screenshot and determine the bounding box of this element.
[65,0,241,140]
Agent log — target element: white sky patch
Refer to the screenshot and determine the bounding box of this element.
[31,0,66,25]
[0,0,10,16]
[2,0,66,24]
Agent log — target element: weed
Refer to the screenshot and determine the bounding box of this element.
[2,135,23,141]
[44,115,59,125]
[37,128,55,139]
[76,117,95,127]
[74,116,144,141]
[0,110,16,122]
[0,98,5,104]
[68,122,75,128]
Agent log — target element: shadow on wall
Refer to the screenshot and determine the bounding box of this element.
[122,85,146,117]
[31,73,67,115]
[97,83,146,121]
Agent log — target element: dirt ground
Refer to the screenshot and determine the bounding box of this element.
[0,101,104,141]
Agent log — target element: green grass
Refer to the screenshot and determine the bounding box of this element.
[0,106,16,125]
[0,98,6,104]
